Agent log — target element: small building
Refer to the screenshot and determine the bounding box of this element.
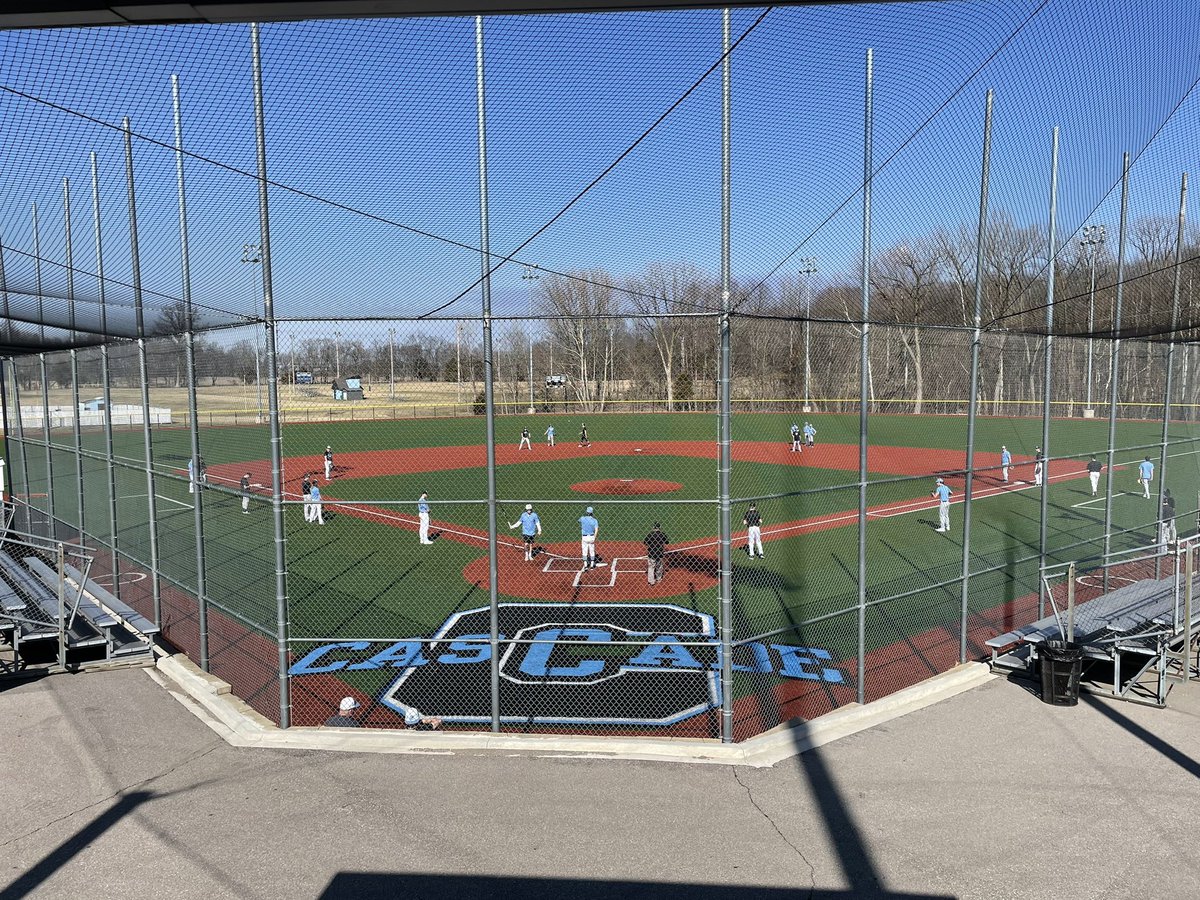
[332,376,364,401]
[82,397,106,412]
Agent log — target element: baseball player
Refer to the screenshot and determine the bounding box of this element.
[518,426,532,451]
[324,445,334,480]
[544,424,555,447]
[1138,456,1154,499]
[301,472,313,522]
[579,423,590,448]
[932,477,953,533]
[644,522,669,584]
[309,478,325,525]
[187,457,196,494]
[1000,445,1011,484]
[418,491,432,544]
[198,458,207,489]
[790,422,802,452]
[1033,447,1044,487]
[579,505,599,568]
[1086,455,1102,496]
[743,503,764,558]
[241,473,252,514]
[804,421,816,448]
[509,503,542,561]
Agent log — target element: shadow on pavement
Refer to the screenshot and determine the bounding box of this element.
[319,873,953,899]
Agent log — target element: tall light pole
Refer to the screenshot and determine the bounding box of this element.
[800,257,817,412]
[388,326,395,400]
[241,243,264,423]
[1080,224,1106,417]
[334,329,341,381]
[522,263,540,413]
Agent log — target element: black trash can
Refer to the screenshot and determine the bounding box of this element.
[1039,640,1083,706]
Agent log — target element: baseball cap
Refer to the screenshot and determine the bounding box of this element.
[404,707,422,726]
[586,506,593,514]
[525,504,533,511]
[936,478,944,484]
[326,445,331,450]
[339,696,360,712]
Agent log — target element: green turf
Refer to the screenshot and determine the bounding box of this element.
[16,411,1200,695]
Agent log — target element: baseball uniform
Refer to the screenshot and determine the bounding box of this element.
[744,505,764,557]
[932,480,952,532]
[418,494,432,544]
[579,508,598,567]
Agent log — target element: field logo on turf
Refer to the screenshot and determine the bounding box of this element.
[290,602,844,727]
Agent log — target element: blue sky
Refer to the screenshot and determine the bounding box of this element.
[1,0,1198,338]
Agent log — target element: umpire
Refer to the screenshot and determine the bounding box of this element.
[644,522,669,585]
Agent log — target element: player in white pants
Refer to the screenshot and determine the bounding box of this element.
[1087,456,1102,496]
[932,478,953,532]
[1000,446,1011,483]
[1033,447,1044,487]
[743,503,764,558]
[418,492,432,544]
[579,506,599,568]
[324,446,333,480]
[518,427,532,450]
[309,480,325,525]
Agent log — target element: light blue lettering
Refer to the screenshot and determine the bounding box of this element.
[773,644,844,683]
[289,641,371,675]
[518,628,610,678]
[347,640,428,671]
[628,636,703,669]
[437,634,496,664]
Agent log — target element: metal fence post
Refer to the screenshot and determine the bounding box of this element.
[124,117,163,627]
[961,89,992,657]
[174,73,210,670]
[857,47,873,703]
[1036,127,1059,617]
[1102,152,1130,593]
[718,8,734,743]
[92,152,122,602]
[251,23,292,728]
[1156,173,1186,579]
[475,15,502,734]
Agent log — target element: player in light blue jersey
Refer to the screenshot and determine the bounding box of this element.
[931,477,953,532]
[579,506,599,568]
[509,503,542,561]
[1138,457,1154,499]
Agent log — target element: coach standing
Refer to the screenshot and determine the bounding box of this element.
[1087,455,1103,496]
[932,477,953,533]
[644,522,669,584]
[418,491,432,544]
[579,505,599,569]
[743,503,764,558]
[510,503,542,561]
[301,472,313,522]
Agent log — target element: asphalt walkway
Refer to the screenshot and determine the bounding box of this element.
[3,663,1199,899]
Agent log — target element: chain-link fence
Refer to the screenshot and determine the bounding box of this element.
[3,6,1200,737]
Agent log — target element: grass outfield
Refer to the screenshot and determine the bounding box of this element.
[14,410,1200,715]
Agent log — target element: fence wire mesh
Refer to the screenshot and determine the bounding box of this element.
[3,5,1200,736]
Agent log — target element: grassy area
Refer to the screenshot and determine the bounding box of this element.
[11,409,1200,716]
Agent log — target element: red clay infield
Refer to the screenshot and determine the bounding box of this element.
[570,478,682,495]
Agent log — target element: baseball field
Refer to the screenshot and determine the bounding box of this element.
[15,409,1200,736]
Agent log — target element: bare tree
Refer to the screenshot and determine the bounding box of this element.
[538,270,618,412]
[628,263,708,410]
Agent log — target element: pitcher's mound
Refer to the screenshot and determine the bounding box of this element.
[570,478,682,496]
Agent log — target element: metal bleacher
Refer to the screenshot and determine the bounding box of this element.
[0,536,157,671]
[988,536,1200,707]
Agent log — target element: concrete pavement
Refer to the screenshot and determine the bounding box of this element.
[3,662,1199,899]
